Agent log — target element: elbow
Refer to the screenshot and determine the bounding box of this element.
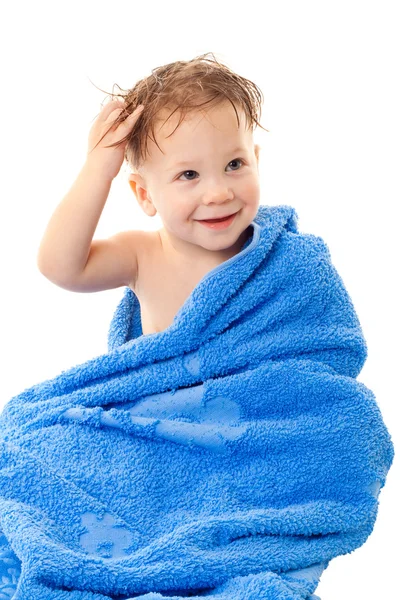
[36,260,61,286]
[36,244,52,276]
[36,251,56,281]
[36,252,50,278]
[36,255,78,290]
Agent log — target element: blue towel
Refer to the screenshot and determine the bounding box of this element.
[0,204,394,599]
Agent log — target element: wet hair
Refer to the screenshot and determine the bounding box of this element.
[90,52,268,173]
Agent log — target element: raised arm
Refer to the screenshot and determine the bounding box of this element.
[36,100,144,292]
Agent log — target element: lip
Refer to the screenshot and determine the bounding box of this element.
[199,212,236,220]
[196,211,238,230]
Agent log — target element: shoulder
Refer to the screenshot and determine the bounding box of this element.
[113,228,159,254]
[115,228,153,247]
[116,228,161,289]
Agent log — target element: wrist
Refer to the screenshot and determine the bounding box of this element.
[83,159,115,183]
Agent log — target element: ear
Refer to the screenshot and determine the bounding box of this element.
[253,144,260,174]
[128,173,157,217]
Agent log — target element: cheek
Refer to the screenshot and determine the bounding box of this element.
[162,196,188,220]
[241,178,260,199]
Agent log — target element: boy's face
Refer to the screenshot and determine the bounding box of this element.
[129,100,260,257]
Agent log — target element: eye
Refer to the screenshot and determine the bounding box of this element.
[179,170,198,181]
[227,158,243,171]
[177,158,244,181]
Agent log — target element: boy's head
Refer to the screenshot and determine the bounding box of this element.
[100,53,268,255]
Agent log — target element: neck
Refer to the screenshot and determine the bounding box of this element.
[158,226,252,269]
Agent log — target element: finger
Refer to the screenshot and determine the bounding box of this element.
[125,105,144,120]
[107,104,144,128]
[100,99,125,121]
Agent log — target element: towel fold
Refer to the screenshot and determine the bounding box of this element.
[0,204,394,599]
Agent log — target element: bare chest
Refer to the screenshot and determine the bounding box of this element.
[130,232,218,336]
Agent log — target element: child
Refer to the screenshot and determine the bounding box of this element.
[36,53,266,335]
[3,52,394,599]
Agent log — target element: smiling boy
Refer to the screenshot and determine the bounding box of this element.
[37,53,264,335]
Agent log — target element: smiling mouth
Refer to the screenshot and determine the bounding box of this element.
[196,211,238,230]
[198,212,237,222]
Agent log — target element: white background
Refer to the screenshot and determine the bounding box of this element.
[0,1,399,597]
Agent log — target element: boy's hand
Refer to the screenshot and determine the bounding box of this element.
[86,100,144,180]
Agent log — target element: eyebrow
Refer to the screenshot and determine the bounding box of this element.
[167,147,248,170]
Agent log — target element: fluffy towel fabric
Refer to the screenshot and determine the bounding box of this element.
[0,204,394,600]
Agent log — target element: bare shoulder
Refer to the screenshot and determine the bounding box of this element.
[119,228,160,290]
[86,228,155,292]
[39,228,160,294]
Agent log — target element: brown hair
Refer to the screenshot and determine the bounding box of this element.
[91,52,268,173]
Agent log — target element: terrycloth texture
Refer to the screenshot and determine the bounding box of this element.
[0,204,394,600]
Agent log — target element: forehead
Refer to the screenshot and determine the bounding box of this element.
[148,101,252,162]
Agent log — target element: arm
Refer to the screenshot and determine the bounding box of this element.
[36,100,144,292]
[37,164,141,292]
[36,162,139,292]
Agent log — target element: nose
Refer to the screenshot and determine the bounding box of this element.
[202,182,234,205]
